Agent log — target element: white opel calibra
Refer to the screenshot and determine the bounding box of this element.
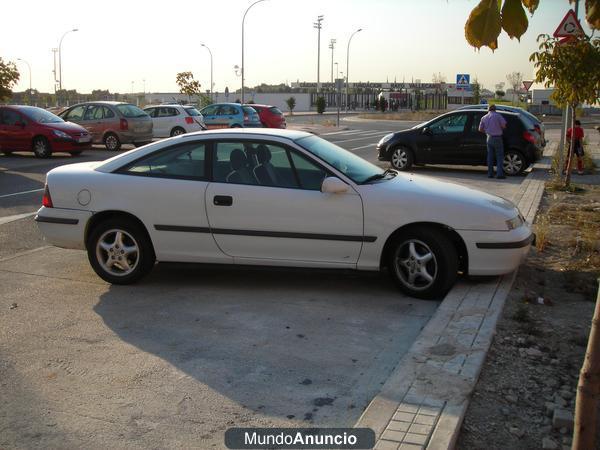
[36,129,533,299]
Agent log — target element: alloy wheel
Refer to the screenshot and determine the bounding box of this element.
[504,153,524,175]
[394,239,438,292]
[105,135,119,151]
[392,149,409,169]
[95,229,140,277]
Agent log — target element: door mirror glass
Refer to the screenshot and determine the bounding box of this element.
[321,176,349,194]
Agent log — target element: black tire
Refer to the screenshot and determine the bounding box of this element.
[503,150,527,176]
[32,136,52,158]
[231,124,242,128]
[103,133,121,151]
[70,150,83,156]
[170,127,186,137]
[87,218,155,284]
[390,146,414,171]
[1,151,13,156]
[387,227,458,299]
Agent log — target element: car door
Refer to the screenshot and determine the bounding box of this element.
[200,105,219,129]
[459,112,488,165]
[82,105,104,142]
[62,105,88,129]
[420,113,469,164]
[0,109,29,151]
[215,105,236,128]
[205,139,364,265]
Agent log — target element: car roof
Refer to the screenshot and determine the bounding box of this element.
[181,128,309,139]
[244,104,273,108]
[453,109,519,116]
[205,102,243,107]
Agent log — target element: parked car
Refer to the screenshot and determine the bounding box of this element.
[378,109,542,175]
[143,104,206,138]
[457,104,546,147]
[36,128,533,299]
[246,104,286,128]
[0,105,91,158]
[199,103,261,129]
[59,101,153,151]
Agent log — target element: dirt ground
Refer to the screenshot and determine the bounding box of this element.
[457,181,600,450]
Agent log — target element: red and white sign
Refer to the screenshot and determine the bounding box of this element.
[553,10,584,38]
[522,81,533,91]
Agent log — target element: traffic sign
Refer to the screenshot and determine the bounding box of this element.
[456,74,470,88]
[553,10,584,38]
[522,81,533,91]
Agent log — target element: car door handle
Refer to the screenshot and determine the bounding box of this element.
[213,195,233,206]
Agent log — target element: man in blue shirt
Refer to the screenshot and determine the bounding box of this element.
[479,104,507,179]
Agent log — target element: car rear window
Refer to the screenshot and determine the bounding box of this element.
[116,104,148,118]
[268,107,283,115]
[184,107,202,116]
[242,106,258,115]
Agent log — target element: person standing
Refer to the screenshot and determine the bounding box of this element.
[478,104,507,179]
[566,120,585,175]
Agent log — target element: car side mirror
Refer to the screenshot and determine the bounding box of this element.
[321,176,349,194]
[422,127,432,135]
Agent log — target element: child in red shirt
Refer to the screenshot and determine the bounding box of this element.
[566,120,585,175]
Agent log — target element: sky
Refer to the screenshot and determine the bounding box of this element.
[1,0,594,94]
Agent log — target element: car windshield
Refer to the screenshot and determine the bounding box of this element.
[269,107,283,115]
[184,107,201,116]
[21,107,64,124]
[295,134,385,184]
[116,104,148,118]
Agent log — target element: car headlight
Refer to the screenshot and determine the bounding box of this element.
[52,129,71,139]
[505,215,524,230]
[378,133,394,146]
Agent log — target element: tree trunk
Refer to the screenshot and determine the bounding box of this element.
[572,280,600,450]
[564,104,577,187]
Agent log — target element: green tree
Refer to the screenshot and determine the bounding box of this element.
[175,72,202,102]
[316,96,326,114]
[379,97,388,112]
[472,79,482,104]
[465,0,599,50]
[0,57,20,101]
[285,96,296,114]
[495,89,506,98]
[530,33,600,187]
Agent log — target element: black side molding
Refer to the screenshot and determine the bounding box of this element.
[476,234,535,249]
[155,225,211,233]
[34,215,79,225]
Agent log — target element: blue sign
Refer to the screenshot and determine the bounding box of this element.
[456,73,470,89]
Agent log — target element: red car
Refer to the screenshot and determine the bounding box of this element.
[0,105,92,158]
[246,104,286,128]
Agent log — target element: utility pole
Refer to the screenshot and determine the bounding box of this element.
[346,28,362,112]
[313,15,324,94]
[241,0,268,104]
[52,48,58,94]
[58,28,78,91]
[329,39,336,84]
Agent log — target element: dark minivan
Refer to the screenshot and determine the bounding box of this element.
[377,109,542,175]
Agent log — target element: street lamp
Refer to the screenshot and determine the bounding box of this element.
[201,43,213,101]
[241,0,268,104]
[313,15,324,93]
[16,58,32,92]
[346,28,362,112]
[335,62,339,79]
[58,28,78,91]
[329,39,336,84]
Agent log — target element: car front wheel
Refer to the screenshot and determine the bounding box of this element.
[33,137,52,158]
[388,227,458,299]
[87,218,155,284]
[503,150,526,175]
[390,146,414,171]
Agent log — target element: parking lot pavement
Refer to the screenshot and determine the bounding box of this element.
[0,247,437,449]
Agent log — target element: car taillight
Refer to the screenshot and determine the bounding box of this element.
[523,131,536,144]
[120,118,128,130]
[185,117,194,124]
[244,114,249,122]
[42,184,53,208]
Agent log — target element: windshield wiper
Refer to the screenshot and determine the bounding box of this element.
[360,168,396,184]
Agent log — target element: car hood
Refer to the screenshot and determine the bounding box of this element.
[360,172,520,231]
[44,121,89,134]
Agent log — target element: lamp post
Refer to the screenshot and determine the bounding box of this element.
[242,0,268,104]
[16,58,32,93]
[313,15,324,93]
[328,39,336,84]
[335,62,339,79]
[58,28,78,91]
[201,43,213,101]
[345,28,362,112]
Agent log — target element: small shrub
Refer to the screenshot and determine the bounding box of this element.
[512,303,532,323]
[534,215,550,252]
[316,96,326,114]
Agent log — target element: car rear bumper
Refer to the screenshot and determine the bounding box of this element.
[35,206,92,250]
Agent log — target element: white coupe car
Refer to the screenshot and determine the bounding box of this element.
[35,129,533,299]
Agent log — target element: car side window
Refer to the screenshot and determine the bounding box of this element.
[213,142,258,185]
[84,105,103,120]
[470,113,485,133]
[1,110,21,126]
[201,105,217,116]
[103,107,115,119]
[122,142,207,180]
[169,108,180,116]
[289,151,328,191]
[429,114,468,135]
[66,105,86,121]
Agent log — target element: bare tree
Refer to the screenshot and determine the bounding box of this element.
[506,71,523,104]
[432,72,446,84]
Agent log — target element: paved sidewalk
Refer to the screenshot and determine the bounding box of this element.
[355,150,552,450]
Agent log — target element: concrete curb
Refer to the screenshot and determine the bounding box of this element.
[354,156,551,450]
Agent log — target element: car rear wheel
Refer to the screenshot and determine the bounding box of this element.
[103,133,121,151]
[87,218,155,284]
[170,127,185,137]
[1,151,13,156]
[32,137,52,158]
[390,146,414,171]
[503,150,526,176]
[70,150,83,156]
[388,227,458,299]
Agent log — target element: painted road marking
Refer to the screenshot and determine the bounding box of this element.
[0,188,44,199]
[0,212,36,226]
